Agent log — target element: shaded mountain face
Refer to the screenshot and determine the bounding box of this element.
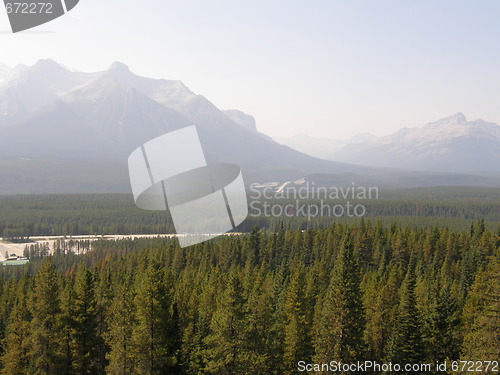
[0,60,364,190]
[329,113,500,172]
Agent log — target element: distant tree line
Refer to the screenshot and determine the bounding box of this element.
[0,193,499,238]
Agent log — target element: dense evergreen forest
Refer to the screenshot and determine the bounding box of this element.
[0,219,497,374]
[0,188,499,238]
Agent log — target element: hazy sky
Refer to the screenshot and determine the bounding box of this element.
[1,0,499,139]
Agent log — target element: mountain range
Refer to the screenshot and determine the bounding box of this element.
[0,60,371,192]
[0,60,499,193]
[328,113,500,172]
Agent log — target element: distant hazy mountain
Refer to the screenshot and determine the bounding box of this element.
[222,109,275,142]
[329,113,500,172]
[222,109,258,132]
[276,133,377,159]
[0,60,371,192]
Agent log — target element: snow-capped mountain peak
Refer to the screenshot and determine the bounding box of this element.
[329,113,500,172]
[31,58,69,75]
[375,113,500,146]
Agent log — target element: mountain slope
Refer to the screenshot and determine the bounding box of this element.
[329,113,500,172]
[0,78,192,160]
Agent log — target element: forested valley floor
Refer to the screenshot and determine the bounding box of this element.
[0,188,499,239]
[0,219,498,374]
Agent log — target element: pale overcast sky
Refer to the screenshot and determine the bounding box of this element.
[1,0,499,139]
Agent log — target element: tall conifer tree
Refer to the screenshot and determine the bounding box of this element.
[28,259,63,375]
[314,239,366,372]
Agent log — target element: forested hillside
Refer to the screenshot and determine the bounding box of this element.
[0,220,497,374]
